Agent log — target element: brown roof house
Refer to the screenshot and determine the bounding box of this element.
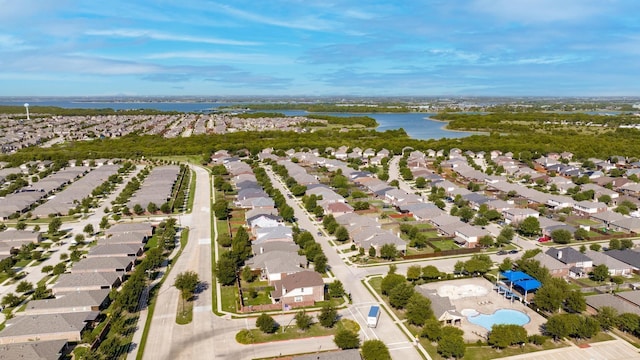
[271,270,325,309]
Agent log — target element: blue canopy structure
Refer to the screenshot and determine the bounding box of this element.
[499,271,542,301]
[501,270,531,283]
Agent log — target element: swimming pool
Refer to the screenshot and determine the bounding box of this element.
[464,309,530,330]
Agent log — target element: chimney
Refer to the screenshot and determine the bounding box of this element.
[557,250,562,259]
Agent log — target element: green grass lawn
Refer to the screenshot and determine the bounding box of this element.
[221,285,238,313]
[573,219,600,226]
[430,240,459,250]
[414,223,435,230]
[235,319,359,344]
[406,247,436,255]
[244,290,273,306]
[572,331,614,345]
[368,276,382,295]
[176,298,193,325]
[464,341,568,360]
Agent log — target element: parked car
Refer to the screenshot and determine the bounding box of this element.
[508,249,519,254]
[538,236,551,243]
[497,250,507,255]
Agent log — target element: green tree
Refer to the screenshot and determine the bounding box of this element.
[314,253,328,273]
[361,340,391,360]
[463,254,493,275]
[1,293,20,308]
[318,304,338,328]
[213,200,229,220]
[334,329,361,349]
[16,221,27,230]
[458,206,475,223]
[535,277,568,313]
[379,244,398,260]
[498,257,514,272]
[334,226,350,242]
[32,283,50,300]
[216,252,237,286]
[53,262,66,275]
[48,217,62,236]
[609,238,621,250]
[368,246,376,257]
[16,280,33,294]
[405,293,433,326]
[437,332,465,359]
[421,318,443,341]
[595,306,618,331]
[620,238,634,250]
[406,265,422,281]
[478,235,494,248]
[328,280,345,298]
[256,313,278,334]
[415,177,427,189]
[388,281,415,309]
[422,265,441,280]
[174,270,199,301]
[381,273,406,295]
[488,324,527,349]
[518,217,541,237]
[295,310,313,331]
[218,233,232,247]
[591,264,609,282]
[551,229,572,244]
[241,266,255,283]
[574,228,589,241]
[589,243,601,251]
[565,291,586,313]
[41,265,54,274]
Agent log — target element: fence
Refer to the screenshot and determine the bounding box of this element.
[402,246,480,260]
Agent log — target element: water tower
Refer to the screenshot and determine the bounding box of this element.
[24,103,30,120]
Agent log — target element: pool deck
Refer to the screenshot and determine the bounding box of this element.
[419,277,547,342]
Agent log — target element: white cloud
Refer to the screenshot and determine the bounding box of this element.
[85,29,260,46]
[214,3,335,31]
[471,0,604,23]
[144,51,293,64]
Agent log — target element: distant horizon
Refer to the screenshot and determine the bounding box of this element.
[1,95,640,102]
[1,1,639,97]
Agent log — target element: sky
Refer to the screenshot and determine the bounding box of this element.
[1,0,639,97]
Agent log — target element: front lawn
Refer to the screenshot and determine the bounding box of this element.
[221,285,239,313]
[235,319,359,344]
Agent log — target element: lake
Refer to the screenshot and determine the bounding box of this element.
[0,100,476,140]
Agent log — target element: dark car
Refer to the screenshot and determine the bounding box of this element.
[508,249,519,254]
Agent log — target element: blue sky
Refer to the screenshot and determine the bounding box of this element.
[1,0,639,97]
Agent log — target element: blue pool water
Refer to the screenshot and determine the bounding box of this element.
[466,309,530,330]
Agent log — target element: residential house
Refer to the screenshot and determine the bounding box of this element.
[270,271,325,307]
[246,250,307,283]
[584,250,633,276]
[546,247,593,277]
[0,340,69,360]
[22,289,111,315]
[52,272,123,295]
[0,312,96,344]
[573,201,608,216]
[454,225,490,248]
[605,249,640,273]
[532,252,569,278]
[70,257,135,274]
[502,208,539,225]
